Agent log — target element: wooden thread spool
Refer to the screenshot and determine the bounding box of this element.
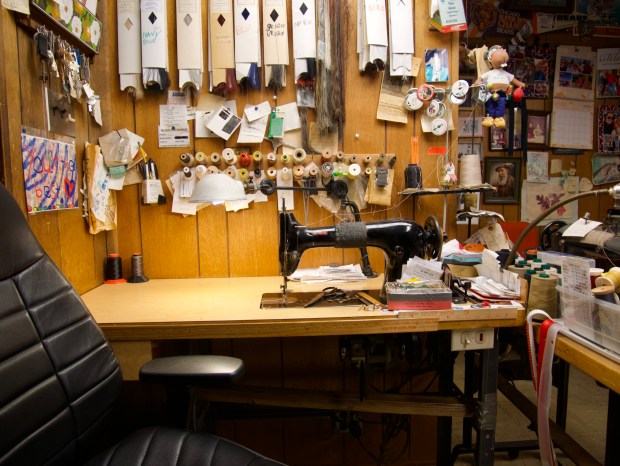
[195,165,207,179]
[238,168,250,180]
[377,153,386,166]
[180,152,195,167]
[308,166,318,177]
[349,155,359,164]
[266,168,277,179]
[336,151,345,161]
[592,285,620,305]
[363,155,372,165]
[210,152,221,165]
[252,151,263,162]
[321,148,333,161]
[195,152,207,165]
[224,167,236,178]
[293,164,305,180]
[280,167,291,181]
[527,273,558,317]
[266,152,277,165]
[281,154,291,165]
[292,148,307,164]
[207,166,219,175]
[347,163,361,179]
[595,267,620,292]
[364,167,372,176]
[222,148,237,165]
[322,162,334,179]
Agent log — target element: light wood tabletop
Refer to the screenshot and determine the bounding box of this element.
[82,276,525,341]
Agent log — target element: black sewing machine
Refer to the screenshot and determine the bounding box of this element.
[259,210,443,307]
[539,209,620,268]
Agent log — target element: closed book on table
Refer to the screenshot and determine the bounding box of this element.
[386,282,452,311]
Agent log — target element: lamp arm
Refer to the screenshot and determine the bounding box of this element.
[505,189,610,267]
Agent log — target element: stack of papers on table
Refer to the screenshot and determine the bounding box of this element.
[401,256,443,281]
[288,264,367,283]
[467,277,520,302]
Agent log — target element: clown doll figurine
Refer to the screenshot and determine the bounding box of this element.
[476,45,525,128]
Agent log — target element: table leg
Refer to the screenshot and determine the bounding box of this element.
[606,390,620,466]
[474,329,499,466]
[437,330,454,466]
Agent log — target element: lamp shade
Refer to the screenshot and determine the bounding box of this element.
[189,173,246,203]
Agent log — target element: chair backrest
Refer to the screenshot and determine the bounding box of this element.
[0,182,122,465]
[502,221,539,258]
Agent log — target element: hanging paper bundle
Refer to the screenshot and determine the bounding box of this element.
[387,0,414,77]
[357,0,388,73]
[208,0,237,95]
[177,0,203,91]
[234,0,261,90]
[117,0,144,98]
[292,0,316,106]
[262,0,289,93]
[140,0,170,91]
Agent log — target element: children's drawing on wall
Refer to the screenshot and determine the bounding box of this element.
[592,153,620,185]
[599,104,620,153]
[526,151,549,183]
[425,48,448,83]
[596,48,620,98]
[21,134,78,213]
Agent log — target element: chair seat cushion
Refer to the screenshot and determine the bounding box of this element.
[84,426,284,466]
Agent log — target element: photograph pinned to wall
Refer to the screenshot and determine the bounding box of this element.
[526,111,550,147]
[592,153,620,185]
[553,45,595,101]
[596,48,620,97]
[507,45,554,99]
[425,48,448,83]
[457,141,482,158]
[458,111,483,137]
[521,177,577,225]
[489,127,522,151]
[599,104,620,153]
[526,151,549,183]
[483,157,521,204]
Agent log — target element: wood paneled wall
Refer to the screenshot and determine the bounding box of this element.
[2,4,618,291]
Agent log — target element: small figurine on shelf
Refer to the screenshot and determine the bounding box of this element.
[476,45,525,128]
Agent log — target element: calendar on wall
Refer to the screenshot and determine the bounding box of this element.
[550,99,594,150]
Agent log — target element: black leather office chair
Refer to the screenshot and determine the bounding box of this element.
[0,182,284,466]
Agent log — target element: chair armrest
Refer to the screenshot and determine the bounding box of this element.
[139,355,245,386]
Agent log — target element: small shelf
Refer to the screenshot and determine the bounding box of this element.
[399,184,496,196]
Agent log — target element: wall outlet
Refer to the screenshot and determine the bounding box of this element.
[451,328,494,351]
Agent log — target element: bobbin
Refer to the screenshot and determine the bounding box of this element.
[293,164,305,180]
[222,148,237,165]
[280,167,291,181]
[281,154,291,165]
[266,168,277,179]
[266,152,277,164]
[195,165,207,179]
[238,168,250,180]
[195,152,207,165]
[252,151,263,162]
[224,167,236,178]
[348,163,361,179]
[179,152,195,167]
[207,165,219,175]
[210,152,222,165]
[321,148,333,161]
[239,152,252,167]
[292,148,307,164]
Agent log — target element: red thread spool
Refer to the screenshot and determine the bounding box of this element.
[239,152,252,167]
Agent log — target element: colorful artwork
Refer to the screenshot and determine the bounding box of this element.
[21,134,78,213]
[592,153,620,185]
[526,151,549,183]
[466,1,530,38]
[596,48,620,97]
[522,179,576,224]
[31,0,102,53]
[507,45,554,99]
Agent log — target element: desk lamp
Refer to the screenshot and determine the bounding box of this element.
[505,184,620,267]
[189,173,246,203]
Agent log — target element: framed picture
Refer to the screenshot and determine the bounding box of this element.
[526,111,550,147]
[457,141,483,158]
[459,112,483,138]
[484,157,521,204]
[489,127,522,151]
[599,104,620,153]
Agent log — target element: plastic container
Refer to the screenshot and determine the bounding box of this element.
[558,286,620,355]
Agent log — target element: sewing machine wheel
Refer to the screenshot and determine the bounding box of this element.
[539,220,567,251]
[423,215,443,259]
